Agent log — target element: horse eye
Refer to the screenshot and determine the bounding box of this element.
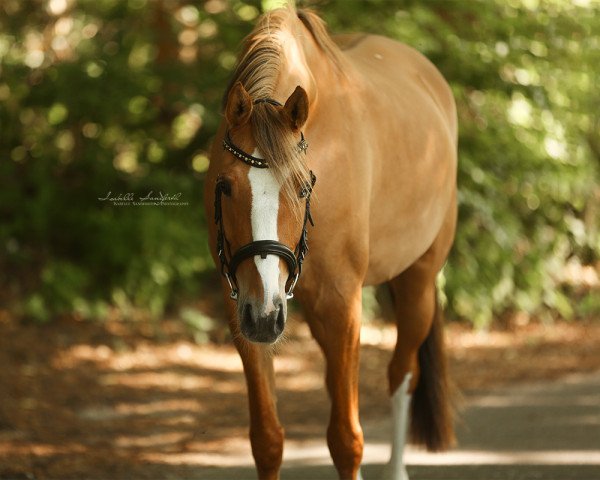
[217,177,232,196]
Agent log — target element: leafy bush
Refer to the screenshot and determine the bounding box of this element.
[0,0,222,320]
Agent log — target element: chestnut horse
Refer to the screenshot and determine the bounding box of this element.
[204,7,457,480]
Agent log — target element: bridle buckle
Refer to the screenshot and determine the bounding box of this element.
[286,273,300,299]
[225,273,238,300]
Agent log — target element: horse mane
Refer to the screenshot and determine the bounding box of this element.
[222,6,343,206]
[296,9,345,70]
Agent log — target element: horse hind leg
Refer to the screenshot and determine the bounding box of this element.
[383,254,455,479]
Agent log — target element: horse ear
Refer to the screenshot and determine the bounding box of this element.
[282,86,309,132]
[225,82,253,128]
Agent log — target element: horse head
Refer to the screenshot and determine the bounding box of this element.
[210,81,314,344]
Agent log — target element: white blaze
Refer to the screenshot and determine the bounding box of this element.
[248,151,281,314]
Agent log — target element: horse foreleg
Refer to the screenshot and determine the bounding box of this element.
[234,336,284,480]
[306,290,364,480]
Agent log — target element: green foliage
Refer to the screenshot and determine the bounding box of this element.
[1,0,599,327]
[0,0,223,320]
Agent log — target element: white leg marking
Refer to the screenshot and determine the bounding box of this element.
[248,155,281,314]
[357,467,364,480]
[388,372,412,480]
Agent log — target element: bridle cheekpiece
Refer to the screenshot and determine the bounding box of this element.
[215,97,316,301]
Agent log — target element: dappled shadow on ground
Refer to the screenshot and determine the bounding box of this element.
[0,312,599,479]
[201,463,600,480]
[0,314,246,479]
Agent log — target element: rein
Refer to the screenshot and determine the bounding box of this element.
[215,97,316,300]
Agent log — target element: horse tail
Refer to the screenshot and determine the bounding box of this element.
[410,292,455,451]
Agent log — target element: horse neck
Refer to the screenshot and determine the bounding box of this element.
[271,23,336,109]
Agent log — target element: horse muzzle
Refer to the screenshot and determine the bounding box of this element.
[239,297,286,344]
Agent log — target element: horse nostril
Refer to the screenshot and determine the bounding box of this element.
[243,303,253,325]
[239,299,285,343]
[275,304,285,334]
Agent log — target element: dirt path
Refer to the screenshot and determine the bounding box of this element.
[1,312,599,479]
[203,370,600,480]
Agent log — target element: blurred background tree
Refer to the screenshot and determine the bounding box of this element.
[1,0,598,330]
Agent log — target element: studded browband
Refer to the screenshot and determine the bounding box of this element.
[222,98,309,169]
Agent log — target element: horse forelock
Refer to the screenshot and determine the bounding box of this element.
[221,6,338,208]
[222,8,289,109]
[251,104,310,213]
[222,6,343,103]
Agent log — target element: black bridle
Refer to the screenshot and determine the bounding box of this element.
[215,98,316,301]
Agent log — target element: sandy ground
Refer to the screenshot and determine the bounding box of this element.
[1,311,599,479]
[203,370,600,479]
